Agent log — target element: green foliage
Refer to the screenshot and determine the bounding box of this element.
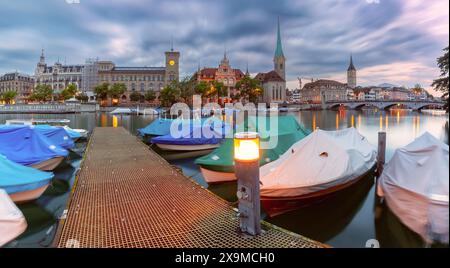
[178,77,196,103]
[61,83,79,100]
[432,46,449,110]
[108,83,126,99]
[159,82,180,107]
[0,90,18,104]
[235,76,262,104]
[30,84,53,102]
[195,81,209,98]
[144,90,156,102]
[129,91,142,102]
[75,93,89,102]
[94,82,109,100]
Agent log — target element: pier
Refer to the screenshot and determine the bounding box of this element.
[55,127,325,248]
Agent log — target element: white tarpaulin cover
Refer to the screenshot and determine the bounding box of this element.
[378,132,449,244]
[0,189,27,246]
[260,128,377,197]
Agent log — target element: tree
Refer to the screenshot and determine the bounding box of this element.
[0,90,17,104]
[94,82,109,101]
[129,91,142,102]
[159,82,180,107]
[235,76,262,104]
[61,84,78,100]
[195,81,209,98]
[144,90,156,102]
[108,83,126,99]
[30,84,53,102]
[178,77,196,104]
[76,93,89,102]
[432,46,449,110]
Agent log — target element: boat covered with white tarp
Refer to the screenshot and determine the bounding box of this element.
[377,132,449,244]
[0,189,27,247]
[260,127,377,216]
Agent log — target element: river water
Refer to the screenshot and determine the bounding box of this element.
[1,109,448,248]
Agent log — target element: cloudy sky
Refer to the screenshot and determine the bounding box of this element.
[0,0,448,94]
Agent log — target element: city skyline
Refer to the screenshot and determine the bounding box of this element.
[0,0,448,95]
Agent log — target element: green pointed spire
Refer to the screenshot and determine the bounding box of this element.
[274,17,284,58]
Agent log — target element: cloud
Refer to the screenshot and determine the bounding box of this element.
[0,0,448,95]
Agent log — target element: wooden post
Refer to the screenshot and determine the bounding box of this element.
[377,131,386,177]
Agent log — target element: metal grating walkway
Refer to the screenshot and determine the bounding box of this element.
[56,127,324,248]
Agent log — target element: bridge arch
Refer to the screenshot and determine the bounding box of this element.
[353,103,379,110]
[328,103,350,110]
[416,103,445,110]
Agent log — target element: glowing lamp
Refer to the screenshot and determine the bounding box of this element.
[234,132,260,162]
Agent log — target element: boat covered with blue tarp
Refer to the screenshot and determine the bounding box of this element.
[0,154,54,203]
[0,125,68,170]
[151,119,230,151]
[33,125,75,150]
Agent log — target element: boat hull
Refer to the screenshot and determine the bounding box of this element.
[155,143,220,151]
[200,167,236,184]
[261,169,374,217]
[30,156,64,171]
[9,184,50,203]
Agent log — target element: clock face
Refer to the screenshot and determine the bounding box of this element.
[169,60,175,66]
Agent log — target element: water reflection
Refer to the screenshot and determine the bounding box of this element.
[0,110,448,248]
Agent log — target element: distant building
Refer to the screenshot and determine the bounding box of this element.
[0,72,34,103]
[255,18,287,104]
[291,89,301,103]
[254,71,286,103]
[354,86,411,101]
[35,50,84,93]
[347,55,357,88]
[301,79,347,103]
[97,48,180,104]
[193,52,245,100]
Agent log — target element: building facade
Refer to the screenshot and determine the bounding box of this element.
[193,53,245,99]
[0,72,34,103]
[255,18,287,104]
[301,79,348,104]
[35,50,84,93]
[97,49,180,103]
[347,55,357,88]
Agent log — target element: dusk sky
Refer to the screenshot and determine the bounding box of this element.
[0,0,448,94]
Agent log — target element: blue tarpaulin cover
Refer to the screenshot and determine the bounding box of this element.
[0,126,68,166]
[151,120,230,145]
[0,154,54,194]
[137,118,174,137]
[33,125,75,149]
[62,127,82,139]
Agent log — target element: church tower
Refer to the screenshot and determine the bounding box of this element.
[347,54,357,88]
[273,17,286,81]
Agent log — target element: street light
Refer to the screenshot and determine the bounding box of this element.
[234,132,261,236]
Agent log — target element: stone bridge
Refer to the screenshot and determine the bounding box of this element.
[324,100,445,111]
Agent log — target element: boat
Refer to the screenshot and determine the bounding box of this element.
[63,126,88,141]
[259,127,377,217]
[5,119,70,126]
[0,126,68,171]
[0,154,54,203]
[32,125,75,150]
[110,108,133,114]
[151,119,230,152]
[195,115,311,184]
[140,108,159,115]
[421,109,447,116]
[0,189,27,247]
[377,132,449,245]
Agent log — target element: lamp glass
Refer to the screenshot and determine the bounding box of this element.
[234,132,260,161]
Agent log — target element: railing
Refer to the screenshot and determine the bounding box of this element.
[0,103,98,113]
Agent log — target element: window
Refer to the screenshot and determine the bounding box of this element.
[131,83,136,91]
[140,83,145,92]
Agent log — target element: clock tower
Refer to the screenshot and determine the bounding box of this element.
[165,42,180,83]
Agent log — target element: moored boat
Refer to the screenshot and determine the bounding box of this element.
[377,132,449,245]
[151,119,230,152]
[0,154,54,203]
[33,125,75,150]
[110,108,133,114]
[259,128,377,217]
[195,115,311,184]
[0,126,68,171]
[0,189,27,247]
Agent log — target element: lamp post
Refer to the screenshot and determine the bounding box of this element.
[234,132,261,236]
